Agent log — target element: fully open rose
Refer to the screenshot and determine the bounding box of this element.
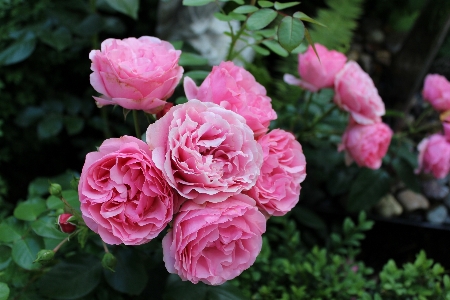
[146,100,263,204]
[416,133,450,179]
[78,136,175,245]
[89,36,183,113]
[283,43,347,92]
[245,129,306,216]
[422,74,450,112]
[162,194,266,285]
[183,61,277,136]
[334,61,385,125]
[338,120,392,169]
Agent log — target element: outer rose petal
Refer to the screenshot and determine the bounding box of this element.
[416,133,450,179]
[422,74,450,112]
[162,194,266,285]
[89,36,183,113]
[146,100,263,204]
[78,135,176,245]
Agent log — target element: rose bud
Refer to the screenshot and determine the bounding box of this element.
[58,213,77,234]
[34,249,55,264]
[102,252,117,272]
[49,183,62,198]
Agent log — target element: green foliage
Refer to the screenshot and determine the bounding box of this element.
[308,0,365,50]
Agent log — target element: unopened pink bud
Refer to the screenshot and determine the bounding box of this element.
[58,213,77,233]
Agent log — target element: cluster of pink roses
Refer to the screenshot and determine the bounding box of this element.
[78,36,306,285]
[416,74,450,179]
[285,43,392,169]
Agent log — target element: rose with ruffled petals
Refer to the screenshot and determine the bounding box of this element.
[245,129,306,216]
[416,134,450,179]
[184,61,277,136]
[78,136,176,245]
[162,194,266,285]
[284,43,347,92]
[422,74,450,112]
[334,61,385,125]
[338,120,392,169]
[89,36,183,113]
[147,100,263,204]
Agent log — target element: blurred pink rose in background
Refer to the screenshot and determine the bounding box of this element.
[184,61,277,136]
[245,129,306,216]
[283,43,347,92]
[334,61,385,125]
[146,100,263,204]
[339,120,393,169]
[162,194,266,285]
[78,136,175,245]
[89,36,183,114]
[422,74,450,112]
[416,133,450,179]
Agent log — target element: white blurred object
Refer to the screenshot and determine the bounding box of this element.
[156,0,254,65]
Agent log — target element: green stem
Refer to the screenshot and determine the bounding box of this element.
[133,110,141,138]
[226,20,248,61]
[308,105,338,130]
[303,91,312,126]
[102,241,109,253]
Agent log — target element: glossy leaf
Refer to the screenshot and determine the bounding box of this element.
[31,217,68,239]
[38,255,102,299]
[274,1,300,10]
[0,283,9,300]
[14,198,47,222]
[250,44,270,56]
[247,9,277,30]
[0,31,36,66]
[233,5,259,14]
[46,195,64,210]
[262,40,288,57]
[257,1,273,7]
[0,217,26,242]
[105,0,139,19]
[62,190,80,212]
[12,236,43,270]
[255,28,276,38]
[293,11,326,27]
[278,16,305,52]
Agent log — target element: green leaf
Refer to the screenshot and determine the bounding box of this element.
[346,168,392,212]
[105,0,139,19]
[0,217,26,242]
[262,40,288,57]
[0,31,36,66]
[250,44,270,56]
[257,1,273,7]
[184,71,210,81]
[39,27,72,51]
[274,1,300,10]
[104,247,148,295]
[182,0,214,6]
[255,28,276,38]
[14,198,47,221]
[38,255,102,299]
[233,5,259,14]
[278,16,305,52]
[46,195,64,210]
[0,282,9,300]
[28,178,51,197]
[64,116,84,135]
[214,12,246,22]
[31,217,67,239]
[392,157,420,192]
[62,190,81,212]
[0,246,12,271]
[175,97,188,105]
[170,40,183,50]
[293,12,326,27]
[292,206,326,230]
[37,114,63,139]
[74,14,104,37]
[246,9,277,30]
[12,236,43,270]
[15,106,45,127]
[179,52,209,66]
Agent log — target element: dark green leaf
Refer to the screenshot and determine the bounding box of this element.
[64,116,84,135]
[37,114,63,139]
[179,52,209,66]
[255,28,276,38]
[38,255,102,299]
[293,12,326,27]
[15,106,45,127]
[28,178,51,197]
[233,5,259,14]
[184,71,210,81]
[0,31,36,66]
[346,168,392,212]
[247,9,277,30]
[278,16,305,52]
[182,0,214,6]
[105,0,139,19]
[392,157,421,192]
[291,41,308,54]
[12,236,43,270]
[39,27,72,51]
[74,14,104,37]
[104,247,148,295]
[175,97,188,105]
[292,206,326,230]
[46,195,64,210]
[0,217,26,242]
[14,198,47,221]
[62,190,80,212]
[0,246,12,271]
[213,12,246,22]
[250,44,270,56]
[304,28,318,58]
[262,40,288,57]
[0,282,9,300]
[170,41,183,50]
[257,1,273,7]
[31,217,68,239]
[274,1,300,10]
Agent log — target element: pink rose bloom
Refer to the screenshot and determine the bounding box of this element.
[338,120,393,169]
[283,43,347,92]
[245,129,306,216]
[78,136,176,245]
[422,74,450,112]
[89,36,183,114]
[334,61,385,125]
[146,100,263,204]
[416,134,450,179]
[183,61,277,136]
[162,194,266,285]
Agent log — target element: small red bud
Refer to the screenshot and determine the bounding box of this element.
[58,213,77,233]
